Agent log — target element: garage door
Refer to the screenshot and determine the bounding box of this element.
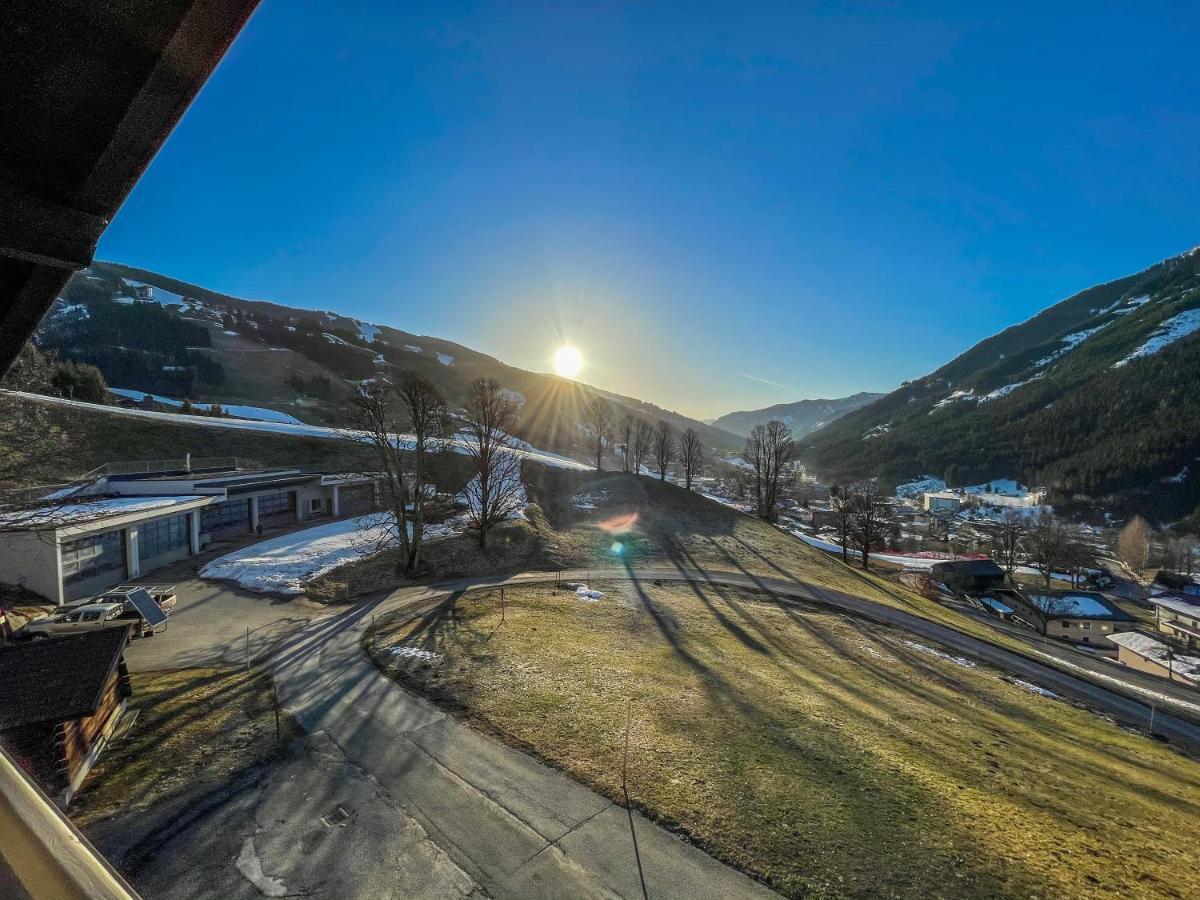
[200,499,250,539]
[339,484,375,516]
[138,514,192,571]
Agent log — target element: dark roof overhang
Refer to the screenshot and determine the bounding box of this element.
[0,0,261,375]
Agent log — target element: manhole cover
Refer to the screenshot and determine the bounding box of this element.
[320,805,351,828]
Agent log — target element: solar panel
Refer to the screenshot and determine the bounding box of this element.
[124,587,169,628]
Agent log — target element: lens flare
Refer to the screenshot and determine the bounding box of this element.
[552,345,583,378]
[598,511,639,534]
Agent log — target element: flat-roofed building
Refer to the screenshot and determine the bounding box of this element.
[0,459,378,604]
[1147,593,1200,652]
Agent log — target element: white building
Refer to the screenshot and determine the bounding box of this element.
[921,491,963,514]
[0,458,378,604]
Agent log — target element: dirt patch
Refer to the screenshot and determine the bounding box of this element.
[70,668,298,829]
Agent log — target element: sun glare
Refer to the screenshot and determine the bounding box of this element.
[552,345,583,378]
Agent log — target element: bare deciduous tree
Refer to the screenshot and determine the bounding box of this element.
[582,396,613,471]
[1118,515,1152,574]
[829,482,854,565]
[990,509,1027,578]
[743,420,795,521]
[653,419,675,481]
[679,428,703,490]
[617,413,637,473]
[849,481,891,570]
[461,377,525,549]
[347,370,447,575]
[1027,510,1071,590]
[631,418,653,476]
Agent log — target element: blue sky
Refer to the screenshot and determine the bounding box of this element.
[99,1,1200,419]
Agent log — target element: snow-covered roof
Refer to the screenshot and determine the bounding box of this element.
[1147,593,1200,619]
[0,495,205,530]
[1026,592,1131,620]
[1109,632,1200,682]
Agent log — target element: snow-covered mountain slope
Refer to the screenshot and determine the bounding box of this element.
[711,392,884,438]
[804,244,1200,520]
[39,261,744,458]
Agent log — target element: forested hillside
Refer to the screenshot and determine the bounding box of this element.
[803,246,1200,521]
[34,261,743,458]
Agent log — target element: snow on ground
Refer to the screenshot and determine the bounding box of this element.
[357,321,381,343]
[1113,309,1200,367]
[932,389,975,410]
[572,490,610,509]
[436,352,454,366]
[1036,326,1106,367]
[200,515,395,594]
[977,374,1042,403]
[1010,679,1059,699]
[8,391,590,471]
[323,332,351,346]
[389,646,442,663]
[895,475,945,499]
[862,423,890,440]
[457,471,528,521]
[0,495,200,528]
[107,388,305,425]
[404,344,422,353]
[500,388,526,407]
[903,640,977,669]
[575,587,603,602]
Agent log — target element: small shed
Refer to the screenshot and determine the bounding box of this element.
[0,627,133,805]
[929,559,1006,595]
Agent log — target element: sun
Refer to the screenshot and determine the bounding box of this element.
[552,345,583,378]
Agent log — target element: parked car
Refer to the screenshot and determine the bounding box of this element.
[20,603,129,639]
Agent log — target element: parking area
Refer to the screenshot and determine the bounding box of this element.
[114,525,337,673]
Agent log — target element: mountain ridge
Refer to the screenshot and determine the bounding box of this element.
[802,244,1200,520]
[39,261,745,459]
[711,392,885,438]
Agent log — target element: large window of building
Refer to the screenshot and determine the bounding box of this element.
[200,499,249,533]
[62,530,126,586]
[138,514,190,561]
[258,491,295,518]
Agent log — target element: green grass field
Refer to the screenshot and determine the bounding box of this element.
[367,581,1200,900]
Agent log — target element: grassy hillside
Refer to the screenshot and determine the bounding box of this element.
[368,580,1200,900]
[44,261,742,456]
[804,246,1200,520]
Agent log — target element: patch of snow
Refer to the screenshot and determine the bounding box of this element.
[404,344,422,353]
[572,490,610,510]
[323,332,351,346]
[53,301,90,319]
[933,389,975,410]
[357,321,381,343]
[576,587,603,601]
[436,352,454,366]
[903,640,977,669]
[222,330,239,336]
[200,514,397,594]
[1164,465,1189,484]
[964,479,1024,497]
[390,646,442,663]
[1010,679,1059,699]
[1036,326,1107,367]
[1113,309,1200,367]
[895,476,945,499]
[978,374,1042,402]
[107,388,305,425]
[456,470,528,522]
[6,390,592,471]
[500,388,526,407]
[0,495,201,528]
[862,423,890,440]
